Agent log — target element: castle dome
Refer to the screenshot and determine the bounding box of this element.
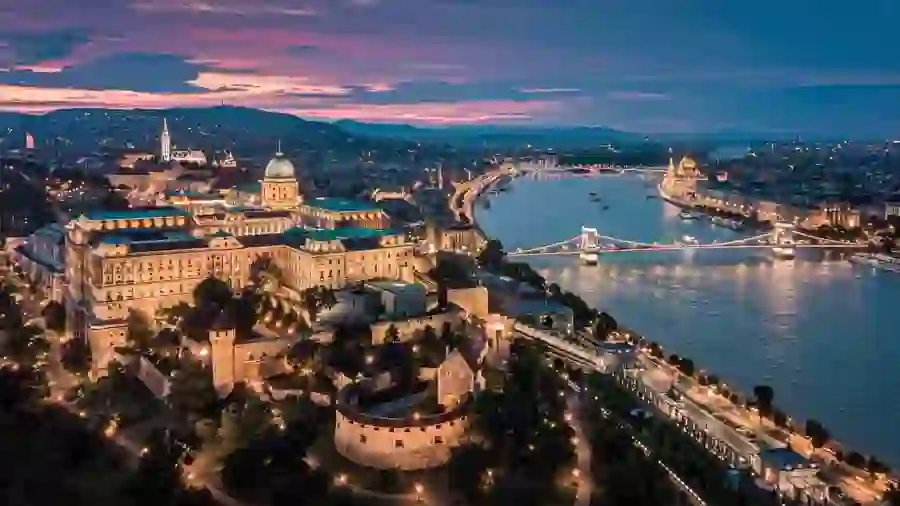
[264,151,295,179]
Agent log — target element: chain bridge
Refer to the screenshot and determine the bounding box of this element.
[507,223,862,258]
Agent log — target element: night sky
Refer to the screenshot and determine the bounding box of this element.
[0,0,898,134]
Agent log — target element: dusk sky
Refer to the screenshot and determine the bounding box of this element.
[0,0,898,134]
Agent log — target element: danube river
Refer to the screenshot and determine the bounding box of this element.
[476,173,900,466]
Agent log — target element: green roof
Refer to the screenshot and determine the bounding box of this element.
[307,227,397,241]
[233,182,261,193]
[98,230,197,245]
[308,197,380,212]
[83,207,190,221]
[281,226,399,243]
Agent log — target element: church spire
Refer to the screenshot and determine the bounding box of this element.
[160,117,171,162]
[275,139,283,156]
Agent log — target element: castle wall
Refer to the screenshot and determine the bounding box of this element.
[334,398,471,470]
[446,286,489,319]
[370,308,464,345]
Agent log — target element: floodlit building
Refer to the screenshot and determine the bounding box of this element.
[59,148,424,377]
[333,344,484,470]
[367,280,427,319]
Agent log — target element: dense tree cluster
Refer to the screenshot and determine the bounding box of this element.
[585,373,760,506]
[448,341,576,505]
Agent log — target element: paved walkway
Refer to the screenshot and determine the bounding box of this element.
[567,393,594,506]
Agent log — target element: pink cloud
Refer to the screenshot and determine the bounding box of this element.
[283,100,558,125]
[605,91,670,101]
[188,72,350,95]
[519,87,581,94]
[0,83,559,125]
[131,1,318,17]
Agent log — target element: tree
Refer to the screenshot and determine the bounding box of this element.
[884,485,900,506]
[477,239,506,269]
[168,359,218,420]
[752,384,774,415]
[844,451,866,469]
[318,286,337,309]
[61,338,91,376]
[771,409,788,428]
[193,277,233,311]
[121,428,216,506]
[422,324,438,343]
[126,309,155,352]
[592,319,610,342]
[805,419,830,448]
[677,358,695,377]
[547,283,563,298]
[448,444,499,504]
[41,301,66,332]
[384,323,400,343]
[866,455,890,475]
[4,323,49,367]
[429,257,472,286]
[250,255,283,291]
[221,420,326,504]
[597,311,618,333]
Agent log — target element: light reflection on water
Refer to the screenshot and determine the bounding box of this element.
[476,173,900,466]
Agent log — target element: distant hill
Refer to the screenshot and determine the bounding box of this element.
[334,120,645,149]
[0,106,371,157]
[0,106,809,159]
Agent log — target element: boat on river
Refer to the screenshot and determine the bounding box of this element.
[680,235,699,246]
[849,253,900,273]
[771,241,796,260]
[679,210,700,221]
[580,251,599,265]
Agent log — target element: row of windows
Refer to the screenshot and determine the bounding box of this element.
[338,419,460,431]
[357,435,445,446]
[99,281,196,302]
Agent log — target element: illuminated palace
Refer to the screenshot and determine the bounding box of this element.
[63,149,417,374]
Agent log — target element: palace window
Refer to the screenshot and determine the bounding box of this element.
[359,435,367,443]
[434,436,444,444]
[395,440,404,448]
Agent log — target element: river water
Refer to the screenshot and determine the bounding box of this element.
[476,173,900,466]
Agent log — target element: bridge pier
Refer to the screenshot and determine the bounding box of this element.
[580,227,600,265]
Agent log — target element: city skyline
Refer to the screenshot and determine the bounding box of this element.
[0,0,898,135]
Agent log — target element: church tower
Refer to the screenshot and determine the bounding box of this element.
[160,118,171,162]
[260,142,301,209]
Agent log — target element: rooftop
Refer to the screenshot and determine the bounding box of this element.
[97,229,199,245]
[309,197,380,213]
[305,227,398,242]
[165,190,223,200]
[758,447,811,471]
[367,280,426,298]
[233,182,261,193]
[82,207,190,221]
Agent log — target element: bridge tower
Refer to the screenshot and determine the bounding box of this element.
[580,227,599,250]
[580,227,601,265]
[771,222,796,259]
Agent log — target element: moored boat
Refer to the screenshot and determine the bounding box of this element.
[580,252,599,265]
[771,242,796,260]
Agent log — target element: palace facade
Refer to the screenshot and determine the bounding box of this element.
[62,150,419,375]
